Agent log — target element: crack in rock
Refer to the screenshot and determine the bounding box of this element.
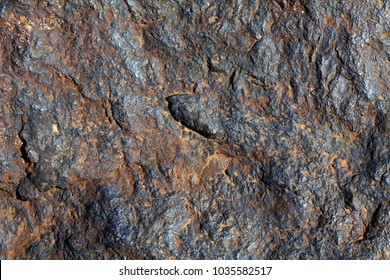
[166,94,225,140]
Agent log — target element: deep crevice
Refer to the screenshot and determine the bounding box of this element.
[122,0,132,14]
[19,131,31,166]
[18,120,35,177]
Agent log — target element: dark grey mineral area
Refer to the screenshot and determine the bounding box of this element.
[0,0,389,259]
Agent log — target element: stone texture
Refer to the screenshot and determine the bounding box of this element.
[0,0,389,259]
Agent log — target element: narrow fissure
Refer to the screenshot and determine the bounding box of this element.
[18,120,35,177]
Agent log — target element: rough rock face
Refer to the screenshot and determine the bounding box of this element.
[0,0,389,259]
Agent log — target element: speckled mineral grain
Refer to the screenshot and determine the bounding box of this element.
[0,0,389,259]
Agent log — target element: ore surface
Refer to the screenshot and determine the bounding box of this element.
[0,0,389,259]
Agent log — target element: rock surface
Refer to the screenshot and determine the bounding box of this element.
[0,0,389,259]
